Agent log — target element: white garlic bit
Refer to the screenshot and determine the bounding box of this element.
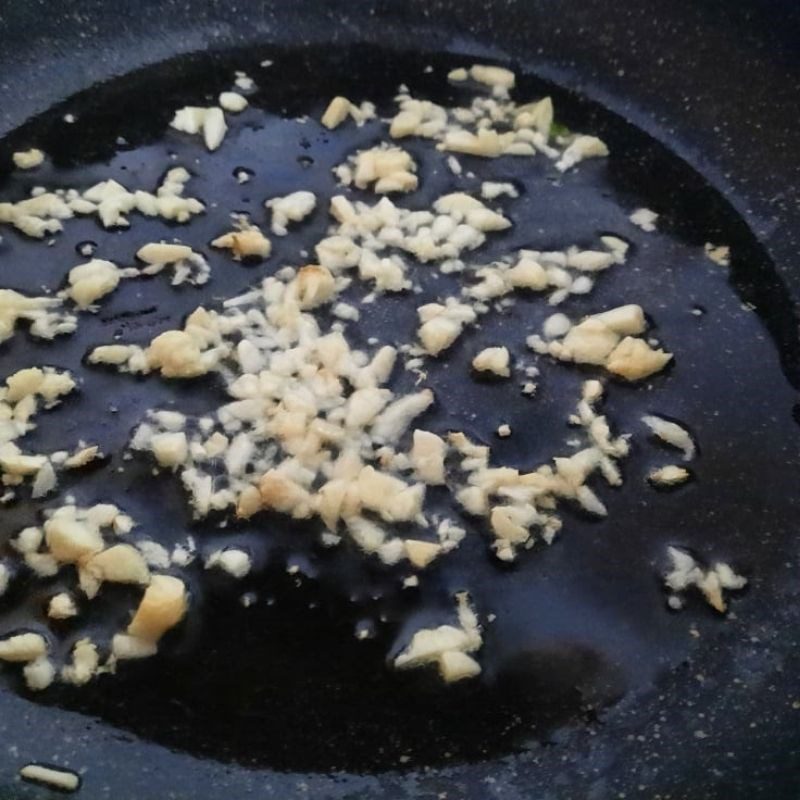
[394,593,482,682]
[12,148,45,170]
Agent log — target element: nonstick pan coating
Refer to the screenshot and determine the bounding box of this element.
[0,1,798,798]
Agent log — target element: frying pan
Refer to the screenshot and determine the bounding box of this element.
[0,0,799,797]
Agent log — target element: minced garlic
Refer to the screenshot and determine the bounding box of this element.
[472,346,511,377]
[266,191,317,235]
[12,148,45,170]
[211,227,272,260]
[19,764,79,792]
[171,106,228,151]
[649,465,691,487]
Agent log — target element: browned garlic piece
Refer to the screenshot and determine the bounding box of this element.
[394,593,482,682]
[126,574,188,642]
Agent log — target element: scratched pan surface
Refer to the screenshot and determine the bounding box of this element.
[0,1,799,798]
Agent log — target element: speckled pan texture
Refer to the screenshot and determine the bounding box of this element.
[0,1,799,799]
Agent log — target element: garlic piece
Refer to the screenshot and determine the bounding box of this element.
[472,346,511,377]
[649,465,691,487]
[555,135,609,172]
[410,429,446,485]
[349,146,418,194]
[0,632,47,662]
[630,207,658,232]
[61,638,99,686]
[404,539,442,568]
[12,149,45,170]
[211,228,271,260]
[642,415,696,460]
[19,764,79,792]
[170,106,228,151]
[469,64,516,94]
[83,544,151,594]
[127,575,188,642]
[606,337,672,381]
[206,548,252,578]
[150,431,189,468]
[48,592,78,620]
[266,191,317,236]
[219,91,248,113]
[66,259,122,309]
[292,265,336,309]
[394,593,482,683]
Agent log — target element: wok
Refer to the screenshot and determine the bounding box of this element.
[0,0,799,798]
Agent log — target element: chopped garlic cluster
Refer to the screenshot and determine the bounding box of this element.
[171,106,228,151]
[395,593,482,682]
[318,190,510,287]
[0,166,204,238]
[136,241,211,286]
[0,502,188,689]
[0,367,101,502]
[450,380,628,561]
[266,191,317,235]
[335,146,418,194]
[664,547,746,613]
[0,59,739,693]
[463,237,628,308]
[389,74,608,174]
[113,273,441,567]
[528,304,673,381]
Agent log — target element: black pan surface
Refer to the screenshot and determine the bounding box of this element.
[0,2,798,798]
